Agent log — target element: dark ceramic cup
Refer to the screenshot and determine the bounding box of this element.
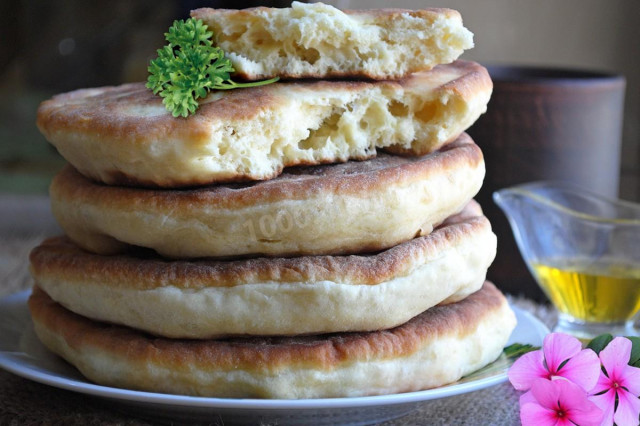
[467,65,626,300]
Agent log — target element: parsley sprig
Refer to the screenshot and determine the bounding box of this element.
[147,18,279,118]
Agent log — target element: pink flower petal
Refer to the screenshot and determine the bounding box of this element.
[520,402,560,426]
[527,378,605,426]
[614,389,640,426]
[555,379,604,426]
[520,390,536,406]
[589,389,616,426]
[619,364,640,396]
[600,337,631,380]
[555,377,590,404]
[509,350,547,391]
[568,408,605,426]
[543,333,582,373]
[558,348,601,392]
[521,379,605,426]
[531,378,562,410]
[564,399,604,426]
[592,371,614,395]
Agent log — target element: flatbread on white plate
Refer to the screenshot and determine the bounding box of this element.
[29,282,515,398]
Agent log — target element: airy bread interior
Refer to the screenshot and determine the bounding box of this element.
[37,62,491,187]
[192,2,473,79]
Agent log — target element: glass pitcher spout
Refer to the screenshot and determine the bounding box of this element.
[494,181,640,224]
[494,181,640,263]
[493,181,640,339]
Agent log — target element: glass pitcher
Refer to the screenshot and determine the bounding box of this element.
[494,181,640,339]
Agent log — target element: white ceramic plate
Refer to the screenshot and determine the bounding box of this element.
[0,290,548,425]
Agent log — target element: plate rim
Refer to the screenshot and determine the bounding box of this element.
[0,290,548,410]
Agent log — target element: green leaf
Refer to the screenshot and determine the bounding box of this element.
[503,343,539,359]
[147,17,279,117]
[460,344,540,383]
[626,336,640,366]
[587,334,613,355]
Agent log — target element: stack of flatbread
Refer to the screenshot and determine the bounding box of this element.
[30,2,516,399]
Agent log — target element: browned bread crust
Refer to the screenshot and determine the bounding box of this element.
[30,201,497,338]
[29,282,515,398]
[48,134,485,258]
[32,200,487,289]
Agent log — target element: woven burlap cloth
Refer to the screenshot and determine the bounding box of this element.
[0,195,555,425]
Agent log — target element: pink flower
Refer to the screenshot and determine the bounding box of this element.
[509,332,601,393]
[520,378,604,426]
[589,337,640,426]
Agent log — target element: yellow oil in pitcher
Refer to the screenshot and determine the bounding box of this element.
[532,259,640,323]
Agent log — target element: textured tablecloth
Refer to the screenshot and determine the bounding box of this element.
[0,194,555,425]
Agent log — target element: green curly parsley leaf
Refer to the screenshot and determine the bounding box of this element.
[146,18,279,118]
